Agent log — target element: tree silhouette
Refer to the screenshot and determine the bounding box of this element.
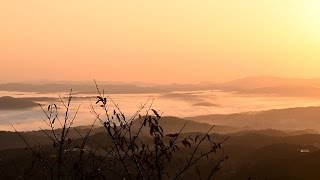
[14,82,228,179]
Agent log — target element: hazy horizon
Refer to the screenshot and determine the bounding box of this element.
[3,75,320,85]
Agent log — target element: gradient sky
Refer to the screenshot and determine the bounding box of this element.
[1,0,320,84]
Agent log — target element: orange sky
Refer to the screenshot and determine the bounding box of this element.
[1,0,320,84]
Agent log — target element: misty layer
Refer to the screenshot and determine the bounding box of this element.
[192,102,219,107]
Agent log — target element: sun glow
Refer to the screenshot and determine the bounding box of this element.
[1,0,320,83]
[297,1,320,40]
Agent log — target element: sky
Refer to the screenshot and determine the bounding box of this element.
[1,0,320,84]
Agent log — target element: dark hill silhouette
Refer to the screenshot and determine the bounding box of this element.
[3,118,320,179]
[229,129,290,137]
[0,96,38,110]
[4,115,320,151]
[90,116,243,136]
[250,144,319,161]
[188,106,320,130]
[130,116,242,135]
[232,150,320,180]
[228,129,319,137]
[0,131,51,150]
[1,116,236,150]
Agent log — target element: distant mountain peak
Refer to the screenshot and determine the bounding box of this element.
[222,76,320,89]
